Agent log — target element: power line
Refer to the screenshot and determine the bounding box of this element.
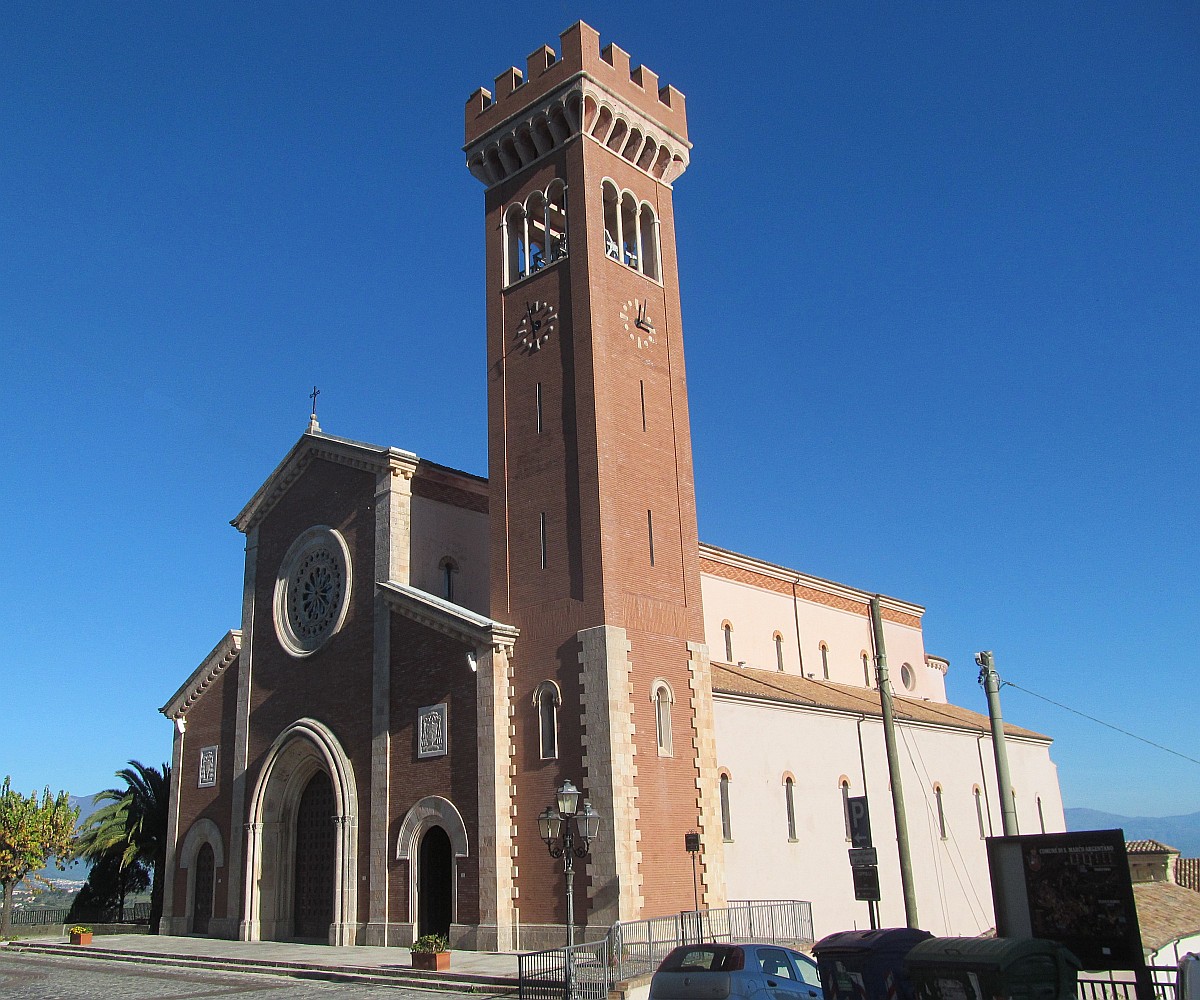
[1003,680,1200,768]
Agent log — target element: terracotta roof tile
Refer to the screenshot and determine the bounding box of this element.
[1132,881,1200,952]
[1176,858,1200,893]
[709,663,1049,740]
[1127,840,1180,855]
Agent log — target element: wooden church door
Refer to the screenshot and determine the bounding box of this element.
[292,771,335,940]
[192,842,214,935]
[418,825,453,937]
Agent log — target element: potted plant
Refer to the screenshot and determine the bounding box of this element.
[68,925,93,945]
[410,933,450,971]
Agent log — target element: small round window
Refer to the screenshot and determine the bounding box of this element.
[274,526,352,657]
[900,662,915,691]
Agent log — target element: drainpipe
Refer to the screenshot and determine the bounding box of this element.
[871,596,919,928]
[791,579,806,676]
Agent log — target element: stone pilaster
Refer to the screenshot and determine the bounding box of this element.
[687,641,726,907]
[475,640,517,950]
[159,716,186,933]
[578,624,642,925]
[227,525,257,927]
[364,466,411,945]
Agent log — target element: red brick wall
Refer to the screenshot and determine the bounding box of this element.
[245,456,377,926]
[172,660,239,921]
[386,614,480,925]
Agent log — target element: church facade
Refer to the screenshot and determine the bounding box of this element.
[159,22,1064,950]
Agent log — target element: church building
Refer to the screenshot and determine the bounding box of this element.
[159,22,1065,950]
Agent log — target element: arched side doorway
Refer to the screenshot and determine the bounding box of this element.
[397,796,469,940]
[418,826,453,937]
[193,843,215,934]
[177,818,225,936]
[242,718,360,946]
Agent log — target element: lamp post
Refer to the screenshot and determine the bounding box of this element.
[538,779,601,950]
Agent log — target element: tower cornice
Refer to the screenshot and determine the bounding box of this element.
[464,22,690,189]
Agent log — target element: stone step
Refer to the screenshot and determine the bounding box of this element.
[8,941,520,994]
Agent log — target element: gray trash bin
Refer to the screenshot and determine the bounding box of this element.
[904,937,1080,1000]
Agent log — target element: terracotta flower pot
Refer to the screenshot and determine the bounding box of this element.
[70,932,93,945]
[411,950,450,972]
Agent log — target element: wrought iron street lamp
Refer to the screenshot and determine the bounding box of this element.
[538,779,601,949]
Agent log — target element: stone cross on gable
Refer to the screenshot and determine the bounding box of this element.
[307,385,321,434]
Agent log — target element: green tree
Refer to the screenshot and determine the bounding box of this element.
[77,762,170,933]
[0,777,79,936]
[68,851,150,923]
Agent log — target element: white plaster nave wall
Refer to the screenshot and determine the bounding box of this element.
[713,694,1064,938]
[700,573,947,703]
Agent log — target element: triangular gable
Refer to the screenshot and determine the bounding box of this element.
[379,581,519,650]
[231,429,419,533]
[160,630,242,721]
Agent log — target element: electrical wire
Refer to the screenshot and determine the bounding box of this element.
[1003,680,1200,767]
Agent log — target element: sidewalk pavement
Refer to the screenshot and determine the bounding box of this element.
[6,932,522,986]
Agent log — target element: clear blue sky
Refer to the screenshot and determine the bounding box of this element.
[3,3,1197,820]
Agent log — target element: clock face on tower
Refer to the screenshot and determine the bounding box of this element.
[620,298,657,349]
[516,300,558,353]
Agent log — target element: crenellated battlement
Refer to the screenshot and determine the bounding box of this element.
[464,23,690,189]
[465,22,687,145]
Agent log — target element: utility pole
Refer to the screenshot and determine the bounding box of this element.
[976,651,1019,837]
[871,596,919,928]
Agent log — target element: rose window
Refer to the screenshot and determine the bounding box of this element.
[274,527,352,657]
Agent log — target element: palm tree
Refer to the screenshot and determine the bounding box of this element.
[78,761,170,932]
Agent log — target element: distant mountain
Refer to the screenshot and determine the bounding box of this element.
[1066,807,1200,857]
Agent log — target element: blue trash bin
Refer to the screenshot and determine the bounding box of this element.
[813,928,934,1000]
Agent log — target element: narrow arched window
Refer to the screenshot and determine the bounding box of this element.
[862,652,872,687]
[1037,796,1046,834]
[774,632,785,672]
[504,203,527,285]
[639,203,660,280]
[602,181,621,260]
[534,681,561,760]
[1011,789,1020,834]
[525,190,548,273]
[840,779,852,841]
[620,191,639,268]
[935,784,946,839]
[546,179,568,262]
[974,786,986,838]
[719,773,732,841]
[439,557,458,602]
[723,623,733,663]
[820,643,830,680]
[784,777,797,841]
[652,680,673,756]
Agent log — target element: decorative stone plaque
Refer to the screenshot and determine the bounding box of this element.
[417,704,448,759]
[198,745,218,787]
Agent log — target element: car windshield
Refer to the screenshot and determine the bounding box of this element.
[660,945,742,972]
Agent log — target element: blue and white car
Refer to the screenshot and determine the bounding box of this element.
[650,942,824,1000]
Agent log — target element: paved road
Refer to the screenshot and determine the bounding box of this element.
[0,950,485,1000]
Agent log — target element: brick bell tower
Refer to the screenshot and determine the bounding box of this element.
[465,23,725,941]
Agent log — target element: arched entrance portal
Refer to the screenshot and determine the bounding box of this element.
[292,771,335,940]
[418,826,453,937]
[396,796,469,941]
[192,842,215,935]
[241,718,360,946]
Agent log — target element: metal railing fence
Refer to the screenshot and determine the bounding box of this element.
[1078,968,1178,1000]
[8,902,151,926]
[518,900,814,1000]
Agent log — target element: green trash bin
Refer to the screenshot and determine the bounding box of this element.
[903,938,1081,1000]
